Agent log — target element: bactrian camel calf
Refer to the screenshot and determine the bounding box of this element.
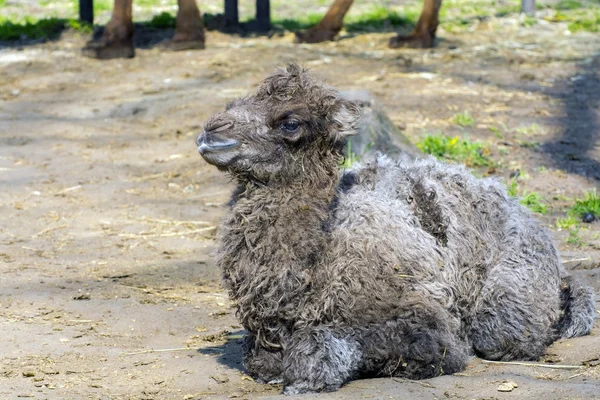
[195,64,595,394]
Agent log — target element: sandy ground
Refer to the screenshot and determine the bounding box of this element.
[1,16,600,400]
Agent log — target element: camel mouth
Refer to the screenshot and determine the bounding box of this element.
[197,132,240,154]
[197,132,240,166]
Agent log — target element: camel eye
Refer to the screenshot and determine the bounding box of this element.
[281,120,300,133]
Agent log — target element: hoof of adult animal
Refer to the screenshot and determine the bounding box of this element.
[388,34,434,49]
[160,38,206,52]
[294,28,337,44]
[81,40,135,60]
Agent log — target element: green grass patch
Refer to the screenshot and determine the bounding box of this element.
[439,0,597,33]
[555,0,584,10]
[556,215,579,229]
[520,191,548,214]
[568,189,600,218]
[273,6,417,32]
[344,6,416,32]
[272,13,324,31]
[36,0,111,14]
[521,15,538,27]
[567,228,583,246]
[136,0,167,6]
[507,179,519,197]
[0,17,65,40]
[147,11,176,29]
[567,9,600,32]
[417,133,492,167]
[143,12,234,30]
[516,139,540,148]
[488,126,504,139]
[507,179,548,214]
[0,15,92,41]
[340,139,372,169]
[66,19,93,33]
[453,111,475,128]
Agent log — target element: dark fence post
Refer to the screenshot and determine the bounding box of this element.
[255,0,270,32]
[224,0,239,27]
[79,0,94,24]
[521,0,535,15]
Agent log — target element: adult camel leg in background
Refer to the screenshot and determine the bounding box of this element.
[294,0,353,44]
[83,0,205,59]
[389,0,442,48]
[82,0,134,59]
[295,0,443,49]
[168,0,206,51]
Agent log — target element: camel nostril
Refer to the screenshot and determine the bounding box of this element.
[205,120,234,133]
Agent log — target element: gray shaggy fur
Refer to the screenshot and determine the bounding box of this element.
[196,64,595,394]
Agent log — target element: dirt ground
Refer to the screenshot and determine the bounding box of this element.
[1,14,600,400]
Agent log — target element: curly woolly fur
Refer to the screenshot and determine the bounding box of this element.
[196,64,596,395]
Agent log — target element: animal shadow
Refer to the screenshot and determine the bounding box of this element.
[198,329,246,373]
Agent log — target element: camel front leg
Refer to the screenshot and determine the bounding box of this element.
[282,325,361,395]
[243,333,284,384]
[389,0,443,48]
[295,0,354,43]
[281,308,468,394]
[82,0,135,59]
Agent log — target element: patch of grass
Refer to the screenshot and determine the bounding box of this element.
[520,191,548,214]
[441,18,472,32]
[567,228,583,247]
[556,215,579,229]
[507,179,519,198]
[567,9,600,32]
[555,0,584,10]
[136,0,166,6]
[568,189,600,218]
[496,4,521,17]
[344,6,416,32]
[143,12,229,30]
[521,15,538,27]
[507,179,548,214]
[417,133,492,167]
[272,13,324,31]
[274,6,417,32]
[453,111,475,128]
[66,19,93,33]
[147,11,176,29]
[543,3,600,33]
[0,17,67,41]
[340,139,372,169]
[488,126,504,139]
[0,14,93,41]
[517,140,540,148]
[92,0,112,12]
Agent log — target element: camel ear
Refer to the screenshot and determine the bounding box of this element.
[331,99,362,138]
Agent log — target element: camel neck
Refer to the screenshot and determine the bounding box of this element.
[218,173,339,343]
[222,173,339,275]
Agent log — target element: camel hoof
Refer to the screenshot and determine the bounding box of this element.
[294,28,337,44]
[82,40,135,59]
[388,34,434,49]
